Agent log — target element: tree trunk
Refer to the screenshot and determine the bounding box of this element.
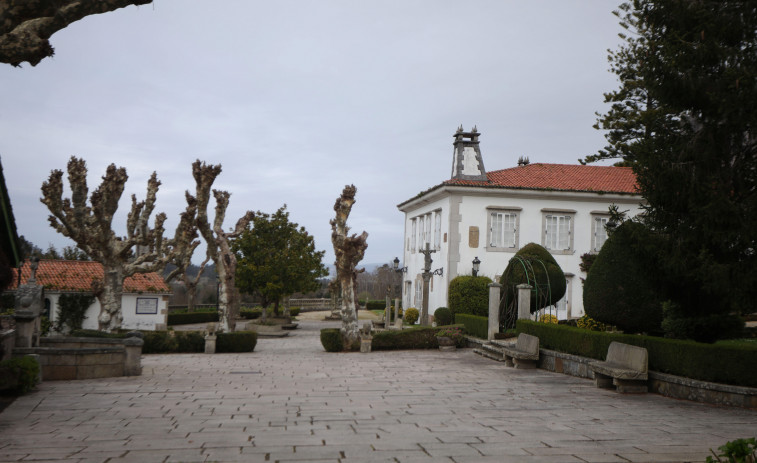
[330,185,368,350]
[186,280,197,312]
[96,267,125,333]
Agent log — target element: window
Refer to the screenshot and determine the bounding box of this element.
[411,219,417,252]
[434,211,442,250]
[487,208,520,251]
[414,276,423,308]
[542,210,575,253]
[424,213,431,247]
[417,215,424,250]
[592,215,609,252]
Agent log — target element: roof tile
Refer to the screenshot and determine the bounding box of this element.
[9,260,171,293]
[444,163,638,194]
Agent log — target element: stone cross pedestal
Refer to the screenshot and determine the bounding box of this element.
[205,322,217,354]
[360,322,372,353]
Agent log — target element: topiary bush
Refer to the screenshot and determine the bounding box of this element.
[0,356,40,394]
[584,221,663,334]
[434,307,453,326]
[216,331,257,353]
[661,301,744,343]
[500,242,565,314]
[372,325,466,350]
[174,331,205,352]
[448,275,493,317]
[320,328,343,352]
[365,300,387,311]
[404,307,419,324]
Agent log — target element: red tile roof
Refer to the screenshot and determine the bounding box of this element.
[9,260,171,293]
[445,163,638,194]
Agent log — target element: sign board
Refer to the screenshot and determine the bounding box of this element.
[136,297,159,315]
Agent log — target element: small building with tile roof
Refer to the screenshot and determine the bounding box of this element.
[8,260,171,331]
[396,127,644,321]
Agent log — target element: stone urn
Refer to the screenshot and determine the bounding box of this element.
[437,336,456,351]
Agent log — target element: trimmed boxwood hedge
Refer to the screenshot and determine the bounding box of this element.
[372,325,467,350]
[434,307,453,326]
[216,331,257,353]
[320,328,342,352]
[167,311,219,325]
[516,319,757,388]
[455,313,488,339]
[448,275,492,317]
[365,300,387,311]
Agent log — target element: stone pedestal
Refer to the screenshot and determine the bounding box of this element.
[14,312,37,348]
[123,337,144,376]
[204,335,217,354]
[360,335,372,353]
[517,284,533,320]
[394,298,400,322]
[487,283,502,340]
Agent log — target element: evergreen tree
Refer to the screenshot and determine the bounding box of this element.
[233,205,328,317]
[589,1,757,328]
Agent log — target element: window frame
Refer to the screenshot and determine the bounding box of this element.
[591,213,610,253]
[486,207,521,252]
[541,208,576,255]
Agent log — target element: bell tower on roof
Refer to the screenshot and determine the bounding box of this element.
[450,125,487,182]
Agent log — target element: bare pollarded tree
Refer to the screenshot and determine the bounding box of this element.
[189,160,254,333]
[0,0,152,67]
[163,193,207,312]
[40,156,187,332]
[330,185,368,349]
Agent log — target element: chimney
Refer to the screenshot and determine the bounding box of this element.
[450,125,487,181]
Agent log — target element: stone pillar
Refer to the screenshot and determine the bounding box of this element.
[384,292,391,326]
[360,322,372,353]
[13,313,37,348]
[421,273,431,326]
[205,322,217,354]
[394,298,400,323]
[123,336,144,376]
[488,283,503,341]
[517,284,533,320]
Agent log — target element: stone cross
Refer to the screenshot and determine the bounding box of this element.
[419,243,436,326]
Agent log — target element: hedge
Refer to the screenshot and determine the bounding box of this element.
[455,313,488,339]
[320,328,342,352]
[516,320,757,388]
[365,300,388,311]
[167,311,219,325]
[216,331,258,353]
[448,275,492,317]
[372,325,467,350]
[70,329,255,354]
[0,356,40,394]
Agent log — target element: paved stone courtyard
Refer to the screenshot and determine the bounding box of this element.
[1,318,756,463]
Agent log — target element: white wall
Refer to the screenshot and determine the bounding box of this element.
[400,187,643,320]
[45,292,169,332]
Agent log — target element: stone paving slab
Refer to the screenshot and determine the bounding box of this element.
[1,319,756,462]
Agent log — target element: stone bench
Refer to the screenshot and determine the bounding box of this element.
[589,342,648,393]
[501,333,539,369]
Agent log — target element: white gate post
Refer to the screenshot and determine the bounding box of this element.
[517,284,533,320]
[488,283,502,340]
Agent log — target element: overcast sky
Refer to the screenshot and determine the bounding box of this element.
[1,0,625,267]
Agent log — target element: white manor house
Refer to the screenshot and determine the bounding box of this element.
[397,127,643,320]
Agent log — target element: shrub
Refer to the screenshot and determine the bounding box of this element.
[55,293,95,333]
[404,307,419,324]
[289,307,301,317]
[142,331,177,354]
[500,243,565,314]
[435,326,465,345]
[661,300,744,343]
[167,311,219,325]
[539,314,558,324]
[434,307,453,326]
[365,300,387,311]
[706,437,757,463]
[516,319,757,388]
[239,308,262,319]
[584,221,663,334]
[372,326,446,350]
[70,329,126,338]
[455,313,488,339]
[576,314,606,331]
[216,331,257,353]
[174,331,205,352]
[320,328,343,352]
[0,356,40,394]
[448,275,492,317]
